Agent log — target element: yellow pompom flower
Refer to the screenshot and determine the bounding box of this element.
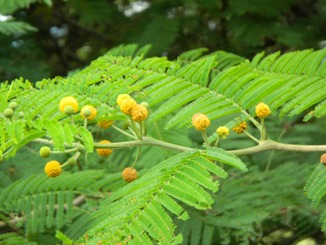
[192,113,210,131]
[232,122,247,134]
[59,96,78,113]
[97,120,114,129]
[120,98,137,115]
[81,105,97,120]
[131,104,148,122]
[255,102,271,118]
[117,94,131,106]
[321,153,326,165]
[122,167,138,182]
[96,140,113,156]
[216,126,229,139]
[44,160,62,178]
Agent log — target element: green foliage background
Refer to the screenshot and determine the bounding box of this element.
[1,1,326,245]
[1,0,326,81]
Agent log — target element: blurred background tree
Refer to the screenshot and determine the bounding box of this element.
[1,0,326,81]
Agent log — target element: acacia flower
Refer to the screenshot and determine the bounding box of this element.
[97,120,114,129]
[122,167,138,182]
[96,140,113,156]
[44,160,62,177]
[117,94,131,106]
[232,122,247,134]
[59,96,78,113]
[256,102,271,118]
[192,113,210,131]
[81,105,97,120]
[321,153,326,165]
[131,104,148,122]
[216,126,229,139]
[120,98,137,115]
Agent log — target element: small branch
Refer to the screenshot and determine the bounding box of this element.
[243,130,260,143]
[131,146,142,168]
[35,137,326,157]
[94,136,194,152]
[32,138,85,151]
[201,130,210,148]
[112,125,137,139]
[229,140,326,156]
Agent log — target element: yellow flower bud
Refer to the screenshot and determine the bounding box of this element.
[96,140,113,156]
[44,160,62,178]
[216,126,229,139]
[81,105,97,120]
[97,120,114,129]
[59,96,78,113]
[321,153,326,165]
[131,104,148,122]
[192,113,210,131]
[117,94,131,106]
[256,102,271,118]
[120,98,137,115]
[122,167,138,182]
[232,122,247,134]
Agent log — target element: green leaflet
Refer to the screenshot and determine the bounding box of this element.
[0,21,37,35]
[304,164,326,232]
[0,0,52,14]
[0,171,108,234]
[43,119,67,151]
[0,232,37,245]
[78,126,94,152]
[203,148,248,172]
[76,151,229,244]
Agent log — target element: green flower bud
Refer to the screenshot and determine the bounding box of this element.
[3,108,14,118]
[77,145,85,152]
[64,105,75,115]
[9,102,18,110]
[18,112,24,119]
[39,146,51,158]
[140,102,149,108]
[81,108,91,117]
[67,158,77,166]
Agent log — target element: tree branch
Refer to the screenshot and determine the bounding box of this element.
[94,137,326,156]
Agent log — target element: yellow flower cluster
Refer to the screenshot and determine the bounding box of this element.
[97,120,114,129]
[59,96,78,114]
[44,160,62,178]
[255,102,271,118]
[131,104,148,122]
[117,94,148,122]
[80,105,97,120]
[117,94,131,106]
[232,122,247,134]
[122,167,138,182]
[192,113,210,131]
[216,126,229,139]
[96,140,113,157]
[120,98,137,115]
